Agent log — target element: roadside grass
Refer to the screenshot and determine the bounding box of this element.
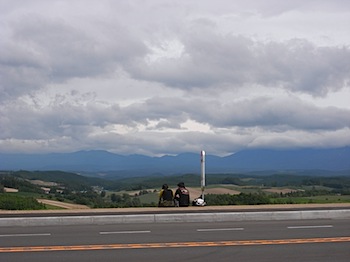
[137,192,158,205]
[41,204,65,209]
[271,195,350,204]
[303,195,350,203]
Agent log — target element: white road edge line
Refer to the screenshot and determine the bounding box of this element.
[287,225,334,229]
[197,228,244,232]
[100,230,151,235]
[0,233,51,237]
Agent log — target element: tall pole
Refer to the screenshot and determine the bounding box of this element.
[200,150,206,200]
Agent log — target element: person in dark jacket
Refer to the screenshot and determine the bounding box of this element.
[158,184,174,207]
[174,182,190,207]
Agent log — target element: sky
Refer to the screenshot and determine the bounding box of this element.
[1,0,350,156]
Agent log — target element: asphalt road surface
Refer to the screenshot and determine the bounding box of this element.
[0,219,349,262]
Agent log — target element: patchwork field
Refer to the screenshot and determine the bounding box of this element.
[37,199,90,209]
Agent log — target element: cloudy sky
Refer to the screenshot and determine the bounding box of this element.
[1,0,350,156]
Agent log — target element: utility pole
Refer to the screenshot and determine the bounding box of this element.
[200,150,205,200]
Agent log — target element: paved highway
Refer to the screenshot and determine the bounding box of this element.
[0,219,349,261]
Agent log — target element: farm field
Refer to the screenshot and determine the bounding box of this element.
[37,199,90,209]
[33,185,350,209]
[2,170,350,209]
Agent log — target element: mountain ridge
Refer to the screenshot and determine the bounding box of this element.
[0,147,349,175]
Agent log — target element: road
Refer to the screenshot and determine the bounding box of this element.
[0,219,349,261]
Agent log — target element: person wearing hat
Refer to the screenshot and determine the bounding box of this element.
[174,182,190,207]
[158,184,174,207]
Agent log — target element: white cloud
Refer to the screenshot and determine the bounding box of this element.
[1,0,350,155]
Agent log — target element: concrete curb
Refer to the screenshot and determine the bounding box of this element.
[1,209,350,227]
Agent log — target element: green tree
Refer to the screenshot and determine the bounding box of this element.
[0,194,46,210]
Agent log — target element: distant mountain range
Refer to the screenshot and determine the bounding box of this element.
[1,147,350,176]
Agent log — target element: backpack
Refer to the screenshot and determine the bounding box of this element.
[176,187,190,207]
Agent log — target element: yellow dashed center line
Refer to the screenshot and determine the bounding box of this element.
[1,237,349,253]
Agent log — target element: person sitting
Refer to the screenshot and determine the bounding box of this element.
[174,182,190,207]
[158,184,174,207]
